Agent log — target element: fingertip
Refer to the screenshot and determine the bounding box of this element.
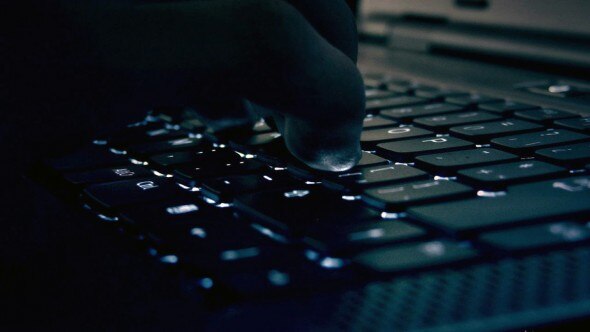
[282,117,362,172]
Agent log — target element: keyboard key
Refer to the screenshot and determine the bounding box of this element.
[127,137,206,160]
[365,89,399,100]
[324,164,428,191]
[120,198,225,237]
[380,103,464,121]
[63,165,153,186]
[479,221,590,253]
[232,132,282,148]
[415,148,518,173]
[83,177,184,211]
[554,117,590,133]
[458,160,567,189]
[45,145,128,172]
[357,152,390,168]
[363,116,398,129]
[413,87,467,100]
[363,77,386,89]
[304,220,427,255]
[413,111,501,130]
[150,150,213,172]
[449,119,544,142]
[408,176,590,235]
[446,94,502,107]
[376,136,474,161]
[535,142,590,167]
[363,180,473,210]
[491,129,589,152]
[515,108,578,124]
[201,173,296,203]
[221,258,349,296]
[366,96,428,113]
[478,101,538,114]
[179,118,206,132]
[109,125,187,150]
[361,126,433,146]
[235,187,380,237]
[174,158,266,188]
[353,240,478,273]
[385,82,419,94]
[121,199,293,273]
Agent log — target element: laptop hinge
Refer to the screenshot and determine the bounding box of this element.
[361,19,590,71]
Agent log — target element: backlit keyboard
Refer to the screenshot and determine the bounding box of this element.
[41,74,590,296]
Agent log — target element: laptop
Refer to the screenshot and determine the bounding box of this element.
[18,0,590,330]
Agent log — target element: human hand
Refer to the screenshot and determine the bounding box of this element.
[66,0,365,171]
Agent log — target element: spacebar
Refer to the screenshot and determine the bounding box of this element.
[408,176,590,235]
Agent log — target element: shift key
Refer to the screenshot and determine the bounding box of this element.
[408,175,590,236]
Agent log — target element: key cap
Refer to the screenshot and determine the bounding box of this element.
[150,107,201,124]
[554,117,590,133]
[151,148,242,173]
[365,89,399,100]
[363,116,398,129]
[449,119,544,142]
[234,132,282,148]
[150,150,202,173]
[376,136,474,161]
[221,259,349,296]
[149,107,184,123]
[366,96,428,113]
[380,103,464,121]
[361,126,433,146]
[413,111,501,130]
[109,125,188,150]
[385,82,419,94]
[171,224,290,272]
[303,220,428,256]
[446,94,502,107]
[120,198,225,237]
[353,240,478,274]
[535,142,590,167]
[357,152,390,168]
[415,148,518,173]
[479,221,590,253]
[363,77,386,89]
[413,87,467,100]
[179,118,206,132]
[491,129,589,152]
[174,158,266,188]
[363,180,473,210]
[458,160,567,189]
[45,145,128,172]
[122,200,290,273]
[201,173,297,203]
[83,177,184,211]
[127,137,206,160]
[235,187,380,237]
[63,165,153,186]
[408,176,590,236]
[478,101,538,114]
[324,164,429,191]
[515,108,578,124]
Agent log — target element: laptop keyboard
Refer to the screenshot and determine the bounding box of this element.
[42,74,590,296]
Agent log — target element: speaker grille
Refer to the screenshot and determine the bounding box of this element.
[330,247,590,331]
